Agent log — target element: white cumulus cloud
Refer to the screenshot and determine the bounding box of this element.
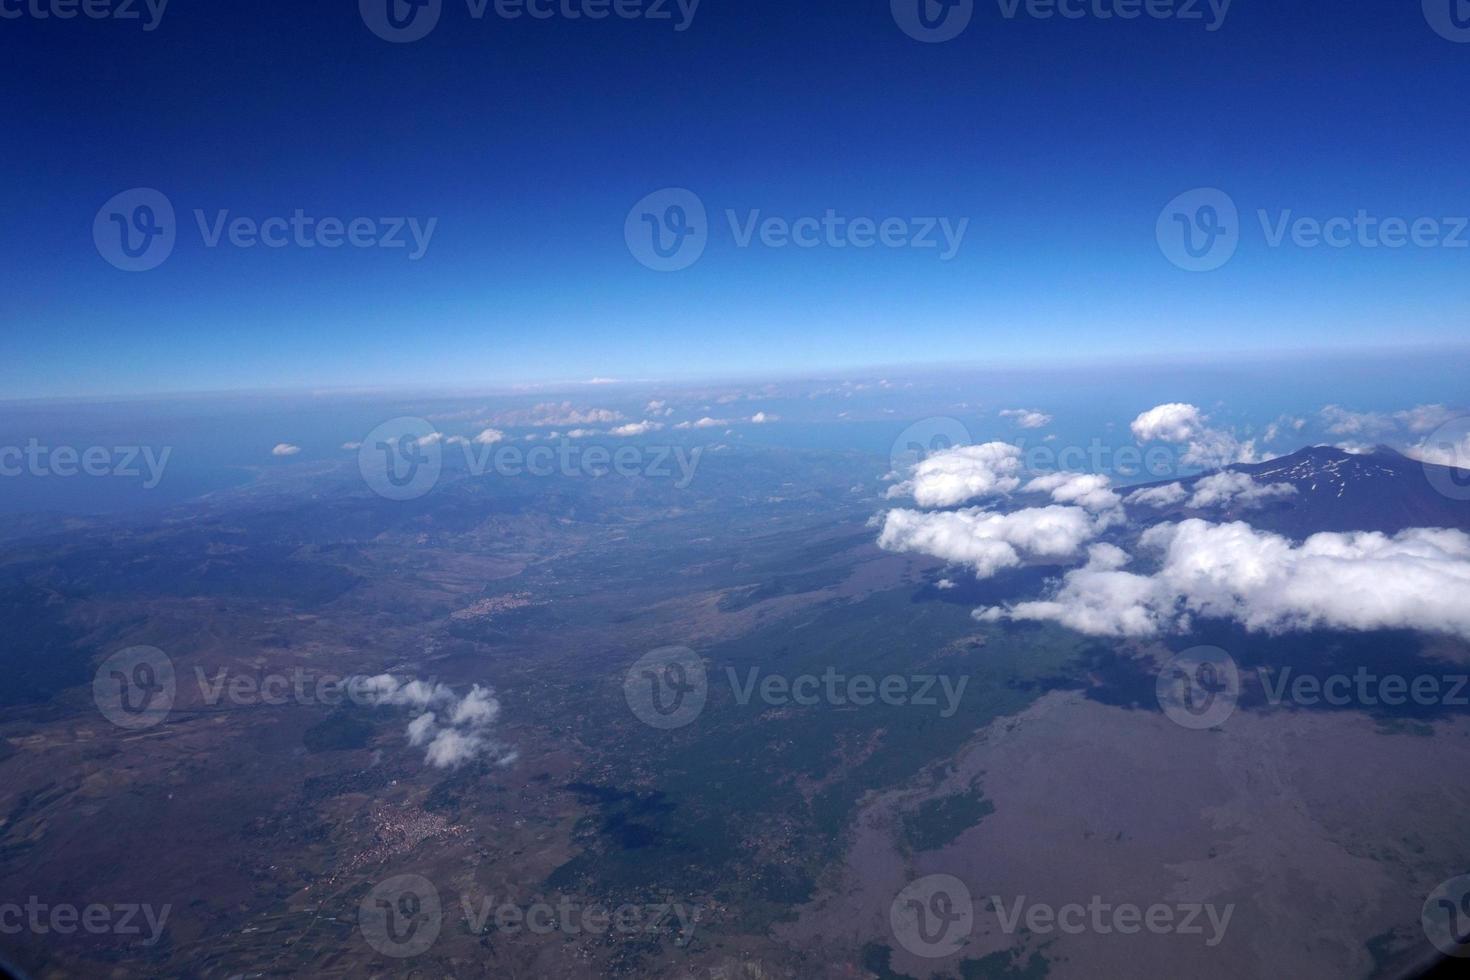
[878,504,1105,579]
[1396,404,1459,434]
[1318,405,1393,437]
[1130,403,1205,443]
[473,428,506,445]
[1185,471,1296,510]
[888,442,1024,508]
[1126,483,1188,508]
[1000,409,1053,430]
[982,520,1470,640]
[356,676,514,769]
[1023,472,1123,519]
[610,420,665,437]
[1409,431,1470,469]
[675,417,728,430]
[1130,403,1257,469]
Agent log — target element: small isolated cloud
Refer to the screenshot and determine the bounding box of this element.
[609,420,665,437]
[416,431,468,448]
[1126,473,1293,510]
[272,443,302,457]
[357,676,514,770]
[676,413,775,430]
[341,441,362,451]
[1396,404,1459,434]
[473,428,506,445]
[1261,417,1305,444]
[1130,403,1205,443]
[1185,471,1296,510]
[1000,408,1053,430]
[1319,405,1395,437]
[1130,403,1257,469]
[888,442,1024,508]
[564,428,599,439]
[1126,482,1188,508]
[1022,472,1123,520]
[878,504,1105,579]
[1409,430,1470,469]
[1317,403,1460,440]
[486,402,623,428]
[646,400,674,417]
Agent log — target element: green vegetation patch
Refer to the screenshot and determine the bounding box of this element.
[902,786,995,852]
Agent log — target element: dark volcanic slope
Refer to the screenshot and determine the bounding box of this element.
[1133,446,1470,536]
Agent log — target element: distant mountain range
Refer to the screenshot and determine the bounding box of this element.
[1129,446,1469,535]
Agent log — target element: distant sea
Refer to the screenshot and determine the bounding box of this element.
[2,348,1463,518]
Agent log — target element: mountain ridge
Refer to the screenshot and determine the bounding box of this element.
[1126,445,1469,536]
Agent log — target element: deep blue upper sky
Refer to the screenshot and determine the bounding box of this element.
[6,1,1469,398]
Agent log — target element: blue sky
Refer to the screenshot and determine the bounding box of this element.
[5,1,1470,398]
